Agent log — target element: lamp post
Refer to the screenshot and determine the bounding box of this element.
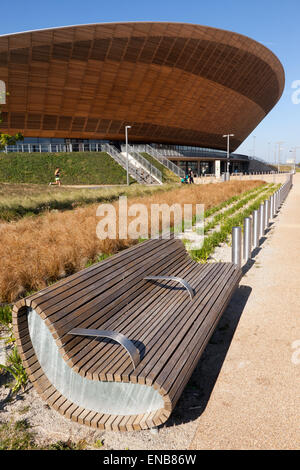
[125,125,131,186]
[223,133,234,180]
[276,141,284,173]
[289,147,300,173]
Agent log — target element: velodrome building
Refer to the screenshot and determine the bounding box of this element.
[0,22,284,175]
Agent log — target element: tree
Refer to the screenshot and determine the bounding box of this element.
[0,132,24,150]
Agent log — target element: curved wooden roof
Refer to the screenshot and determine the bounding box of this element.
[0,22,285,151]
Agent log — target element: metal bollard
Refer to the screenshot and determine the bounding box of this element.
[270,195,274,220]
[278,190,281,209]
[275,191,279,213]
[269,195,273,218]
[259,203,265,238]
[243,217,252,261]
[232,226,242,268]
[274,192,278,215]
[278,189,282,208]
[252,210,260,248]
[264,199,269,230]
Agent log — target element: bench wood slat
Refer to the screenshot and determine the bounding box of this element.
[72,257,199,379]
[13,238,242,431]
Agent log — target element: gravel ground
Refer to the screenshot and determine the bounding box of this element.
[0,341,221,450]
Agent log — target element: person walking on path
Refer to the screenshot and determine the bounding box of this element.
[188,167,194,184]
[49,167,62,186]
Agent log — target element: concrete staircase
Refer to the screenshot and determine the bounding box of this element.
[131,144,185,179]
[102,143,162,185]
[120,144,162,185]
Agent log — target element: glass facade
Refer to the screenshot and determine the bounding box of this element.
[176,160,215,177]
[22,137,105,144]
[6,137,109,153]
[152,143,249,160]
[151,144,249,175]
[153,143,227,155]
[175,160,243,176]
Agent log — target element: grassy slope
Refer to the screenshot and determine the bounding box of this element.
[0,152,135,185]
[140,152,180,183]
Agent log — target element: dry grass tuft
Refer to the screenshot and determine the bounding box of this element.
[0,180,263,303]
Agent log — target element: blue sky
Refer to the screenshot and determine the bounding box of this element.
[1,0,299,163]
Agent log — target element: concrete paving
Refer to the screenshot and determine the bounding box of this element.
[190,173,300,450]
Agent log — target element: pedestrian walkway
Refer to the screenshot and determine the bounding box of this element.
[190,173,300,450]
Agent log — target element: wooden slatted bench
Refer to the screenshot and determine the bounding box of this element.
[12,237,242,432]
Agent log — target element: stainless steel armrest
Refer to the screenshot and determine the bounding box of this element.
[68,328,140,370]
[144,276,195,300]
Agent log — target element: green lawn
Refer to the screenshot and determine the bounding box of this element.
[0,151,134,185]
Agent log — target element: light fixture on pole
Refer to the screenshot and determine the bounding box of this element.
[125,125,131,186]
[223,134,234,178]
[289,147,300,173]
[276,141,284,173]
[289,149,295,173]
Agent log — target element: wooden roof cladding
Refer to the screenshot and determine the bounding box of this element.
[0,22,285,151]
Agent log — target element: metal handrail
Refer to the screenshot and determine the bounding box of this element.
[128,146,162,183]
[68,328,140,370]
[102,143,145,184]
[132,144,185,178]
[120,144,162,184]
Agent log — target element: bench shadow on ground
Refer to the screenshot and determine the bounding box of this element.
[164,219,278,428]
